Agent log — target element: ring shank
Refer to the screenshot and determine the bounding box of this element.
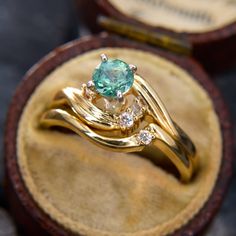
[40,108,197,182]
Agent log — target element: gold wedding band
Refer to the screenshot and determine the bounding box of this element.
[40,54,198,182]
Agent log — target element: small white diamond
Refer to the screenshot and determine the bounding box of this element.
[137,130,153,145]
[131,98,146,118]
[119,112,134,128]
[132,102,142,117]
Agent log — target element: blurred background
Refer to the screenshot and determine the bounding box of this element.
[0,0,235,235]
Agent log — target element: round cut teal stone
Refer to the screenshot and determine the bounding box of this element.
[92,59,134,98]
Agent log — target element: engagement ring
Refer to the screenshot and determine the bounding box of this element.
[40,54,198,182]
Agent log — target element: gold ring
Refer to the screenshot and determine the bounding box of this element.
[40,54,198,182]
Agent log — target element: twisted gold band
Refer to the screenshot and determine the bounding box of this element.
[40,55,197,182]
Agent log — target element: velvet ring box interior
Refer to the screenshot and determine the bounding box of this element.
[5,34,233,236]
[77,0,236,72]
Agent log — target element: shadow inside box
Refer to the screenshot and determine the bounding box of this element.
[137,147,180,179]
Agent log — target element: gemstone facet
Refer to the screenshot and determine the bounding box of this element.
[92,59,134,98]
[137,130,153,145]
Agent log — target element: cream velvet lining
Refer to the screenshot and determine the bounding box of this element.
[17,48,222,236]
[109,0,236,33]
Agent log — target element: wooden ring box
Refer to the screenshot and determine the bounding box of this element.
[77,0,236,72]
[4,34,234,236]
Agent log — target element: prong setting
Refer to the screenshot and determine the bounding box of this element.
[87,80,95,90]
[129,64,137,73]
[81,82,97,101]
[116,90,124,103]
[100,53,108,62]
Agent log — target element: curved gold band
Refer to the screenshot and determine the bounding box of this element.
[40,74,198,182]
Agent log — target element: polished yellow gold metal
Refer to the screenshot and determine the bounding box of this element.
[40,55,197,182]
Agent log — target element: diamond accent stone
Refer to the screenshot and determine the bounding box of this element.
[104,99,124,113]
[119,112,134,128]
[137,130,153,145]
[131,101,143,117]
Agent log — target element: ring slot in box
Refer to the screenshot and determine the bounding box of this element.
[77,0,236,72]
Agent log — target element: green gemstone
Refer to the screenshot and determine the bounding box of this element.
[92,59,134,98]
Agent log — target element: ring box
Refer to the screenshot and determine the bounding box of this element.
[4,34,233,236]
[77,0,236,73]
